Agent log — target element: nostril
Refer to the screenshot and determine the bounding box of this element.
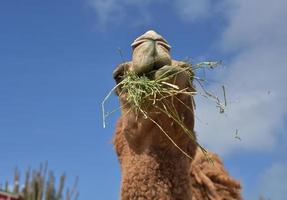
[113,64,126,84]
[113,71,123,84]
[157,40,171,51]
[114,74,123,84]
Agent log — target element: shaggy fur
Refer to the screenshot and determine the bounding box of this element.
[114,61,197,200]
[190,149,242,200]
[112,30,242,200]
[113,61,242,200]
[114,117,193,200]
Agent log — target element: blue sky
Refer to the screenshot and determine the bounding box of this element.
[0,0,286,199]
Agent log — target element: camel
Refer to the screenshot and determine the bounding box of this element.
[112,30,242,200]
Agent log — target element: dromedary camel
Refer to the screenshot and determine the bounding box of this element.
[112,30,242,200]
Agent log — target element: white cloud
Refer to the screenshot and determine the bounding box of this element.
[256,163,287,200]
[174,0,211,21]
[222,0,287,51]
[196,45,287,154]
[88,0,153,27]
[89,0,219,27]
[195,0,287,155]
[89,0,123,25]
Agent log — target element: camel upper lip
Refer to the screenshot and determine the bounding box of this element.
[131,30,171,50]
[131,38,171,50]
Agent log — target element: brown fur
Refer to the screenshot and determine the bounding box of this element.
[190,150,242,200]
[113,61,242,200]
[112,30,242,200]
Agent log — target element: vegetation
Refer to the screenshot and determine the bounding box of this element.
[102,61,224,160]
[0,163,78,200]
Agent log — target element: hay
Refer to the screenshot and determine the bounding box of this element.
[102,61,224,161]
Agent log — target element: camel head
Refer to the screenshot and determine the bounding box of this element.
[113,30,196,159]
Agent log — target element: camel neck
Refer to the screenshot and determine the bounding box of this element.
[120,147,192,200]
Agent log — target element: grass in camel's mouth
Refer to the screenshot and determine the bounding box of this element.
[102,61,224,162]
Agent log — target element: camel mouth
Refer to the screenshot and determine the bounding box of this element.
[113,62,170,84]
[113,30,173,83]
[141,62,170,77]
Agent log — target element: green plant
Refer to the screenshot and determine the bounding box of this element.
[102,61,224,161]
[0,163,78,200]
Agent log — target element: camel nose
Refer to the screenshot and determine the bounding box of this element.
[130,30,172,75]
[145,30,157,34]
[144,30,160,39]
